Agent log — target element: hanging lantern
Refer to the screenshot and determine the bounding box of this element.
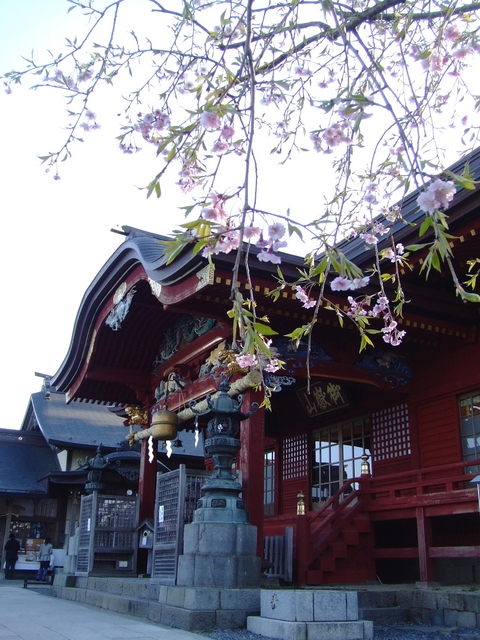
[151,409,178,441]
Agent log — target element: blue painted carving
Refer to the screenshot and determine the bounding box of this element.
[355,349,412,389]
[272,337,332,374]
[105,289,136,331]
[264,374,297,392]
[153,315,216,367]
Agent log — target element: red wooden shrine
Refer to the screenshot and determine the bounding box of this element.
[50,149,480,585]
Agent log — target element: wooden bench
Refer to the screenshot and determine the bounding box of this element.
[23,568,55,588]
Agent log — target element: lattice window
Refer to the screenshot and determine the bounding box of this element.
[372,403,411,461]
[283,434,308,480]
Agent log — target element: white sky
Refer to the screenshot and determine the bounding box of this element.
[1,0,479,429]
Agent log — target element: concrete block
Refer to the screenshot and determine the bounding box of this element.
[476,612,480,628]
[306,621,372,640]
[313,590,349,621]
[160,604,216,631]
[106,578,123,594]
[420,590,438,609]
[449,593,465,611]
[148,602,164,623]
[422,609,444,626]
[221,588,260,612]
[458,611,477,628]
[464,594,480,614]
[260,589,313,622]
[236,524,258,556]
[159,585,186,607]
[75,577,88,589]
[216,609,249,629]
[248,616,307,640]
[128,599,150,618]
[346,591,359,620]
[183,522,200,552]
[184,587,220,610]
[409,607,422,623]
[176,556,195,587]
[85,590,105,608]
[197,523,237,555]
[444,609,459,626]
[236,555,261,588]
[194,553,237,588]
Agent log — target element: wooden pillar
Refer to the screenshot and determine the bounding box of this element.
[416,506,435,583]
[138,434,158,522]
[296,512,310,585]
[239,388,265,558]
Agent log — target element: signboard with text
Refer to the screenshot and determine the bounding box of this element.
[297,380,349,417]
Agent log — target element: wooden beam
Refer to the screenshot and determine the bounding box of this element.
[429,546,480,558]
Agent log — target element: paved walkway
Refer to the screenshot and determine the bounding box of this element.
[0,581,204,640]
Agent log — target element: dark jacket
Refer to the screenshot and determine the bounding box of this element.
[4,538,20,561]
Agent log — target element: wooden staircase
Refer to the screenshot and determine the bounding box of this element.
[296,479,374,585]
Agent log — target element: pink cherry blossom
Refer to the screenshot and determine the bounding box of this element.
[211,140,229,154]
[244,225,261,241]
[235,353,258,368]
[200,111,221,130]
[220,125,235,140]
[268,223,286,241]
[350,276,370,290]
[330,276,352,291]
[417,179,456,214]
[257,250,282,264]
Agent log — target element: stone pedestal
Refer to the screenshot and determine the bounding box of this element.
[177,521,261,588]
[247,590,373,640]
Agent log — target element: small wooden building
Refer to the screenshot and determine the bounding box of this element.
[48,149,480,585]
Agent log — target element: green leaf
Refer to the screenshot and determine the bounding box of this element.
[253,322,278,336]
[460,291,480,303]
[419,217,434,237]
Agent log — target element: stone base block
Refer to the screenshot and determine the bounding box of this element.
[248,616,373,640]
[260,589,359,622]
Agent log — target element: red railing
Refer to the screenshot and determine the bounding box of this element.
[295,459,480,583]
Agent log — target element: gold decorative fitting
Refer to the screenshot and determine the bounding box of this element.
[218,349,249,375]
[151,409,179,441]
[125,406,149,427]
[196,264,215,290]
[297,492,306,516]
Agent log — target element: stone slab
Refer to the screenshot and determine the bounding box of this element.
[248,616,372,640]
[260,589,359,622]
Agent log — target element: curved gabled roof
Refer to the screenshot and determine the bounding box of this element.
[49,150,480,406]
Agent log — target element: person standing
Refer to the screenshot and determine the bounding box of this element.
[36,537,53,581]
[4,533,20,580]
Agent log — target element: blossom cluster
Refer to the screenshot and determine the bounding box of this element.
[134,110,170,142]
[256,223,288,264]
[295,286,316,309]
[310,122,353,153]
[416,179,456,215]
[330,276,370,291]
[200,111,238,156]
[235,340,281,373]
[346,294,406,346]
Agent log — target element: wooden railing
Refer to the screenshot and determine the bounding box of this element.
[294,459,480,584]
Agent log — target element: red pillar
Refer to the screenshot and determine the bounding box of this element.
[296,513,310,585]
[239,389,265,558]
[138,434,158,522]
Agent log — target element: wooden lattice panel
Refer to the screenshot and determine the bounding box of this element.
[282,434,308,480]
[372,403,411,461]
